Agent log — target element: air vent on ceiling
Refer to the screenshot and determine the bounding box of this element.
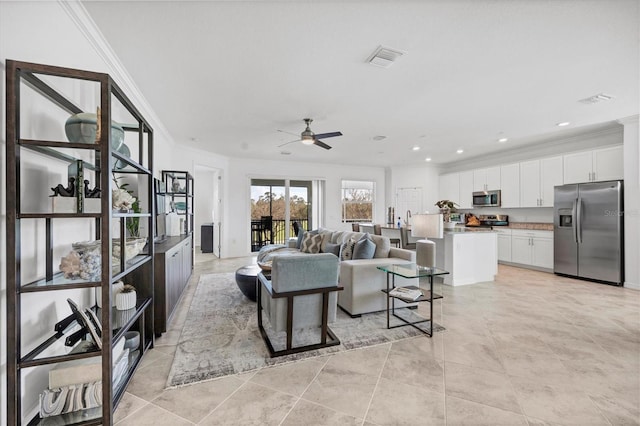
[578,93,614,104]
[367,45,404,68]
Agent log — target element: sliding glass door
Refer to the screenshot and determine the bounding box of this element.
[250,179,313,251]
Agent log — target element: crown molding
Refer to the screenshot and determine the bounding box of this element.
[58,0,175,147]
[617,114,640,125]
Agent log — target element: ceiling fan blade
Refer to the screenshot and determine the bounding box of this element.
[313,131,342,139]
[277,139,301,147]
[313,139,332,150]
[277,129,299,137]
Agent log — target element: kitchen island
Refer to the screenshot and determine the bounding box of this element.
[431,228,497,286]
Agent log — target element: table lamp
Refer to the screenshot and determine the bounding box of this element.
[410,213,443,267]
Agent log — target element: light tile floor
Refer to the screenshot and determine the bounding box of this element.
[115,251,640,425]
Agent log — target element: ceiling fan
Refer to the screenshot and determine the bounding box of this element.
[277,118,343,150]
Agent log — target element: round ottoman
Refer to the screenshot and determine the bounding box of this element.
[235,265,262,302]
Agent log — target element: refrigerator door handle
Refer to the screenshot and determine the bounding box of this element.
[576,197,583,244]
[572,198,578,243]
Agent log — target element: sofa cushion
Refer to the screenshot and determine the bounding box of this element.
[300,232,323,254]
[370,234,391,258]
[323,242,341,257]
[340,237,357,260]
[319,229,334,253]
[352,235,376,260]
[296,229,305,249]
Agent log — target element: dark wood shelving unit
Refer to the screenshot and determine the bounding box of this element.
[6,60,155,425]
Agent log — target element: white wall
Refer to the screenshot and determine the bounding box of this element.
[0,2,177,422]
[389,164,440,215]
[194,166,215,249]
[225,157,386,258]
[620,115,639,288]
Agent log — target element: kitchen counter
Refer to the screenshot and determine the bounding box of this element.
[431,231,497,286]
[506,222,553,231]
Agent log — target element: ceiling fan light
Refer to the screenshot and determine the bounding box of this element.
[301,135,314,145]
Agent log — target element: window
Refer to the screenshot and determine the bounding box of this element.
[342,180,375,223]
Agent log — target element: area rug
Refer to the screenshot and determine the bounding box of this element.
[166,272,444,388]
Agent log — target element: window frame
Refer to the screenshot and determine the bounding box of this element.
[341,179,376,223]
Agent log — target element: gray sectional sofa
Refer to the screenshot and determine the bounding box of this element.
[257,228,417,316]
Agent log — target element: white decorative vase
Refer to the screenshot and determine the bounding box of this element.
[116,290,137,311]
[96,280,124,308]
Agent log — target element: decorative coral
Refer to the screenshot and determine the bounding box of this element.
[59,251,82,279]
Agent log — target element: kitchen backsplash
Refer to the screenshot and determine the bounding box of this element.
[457,207,553,223]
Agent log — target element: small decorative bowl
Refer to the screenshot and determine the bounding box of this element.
[65,112,124,150]
[123,331,140,351]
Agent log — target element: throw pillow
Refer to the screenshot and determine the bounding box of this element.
[323,242,341,257]
[319,229,334,253]
[296,229,305,249]
[300,232,323,254]
[352,235,376,260]
[340,237,357,261]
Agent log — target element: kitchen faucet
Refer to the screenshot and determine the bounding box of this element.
[405,210,412,225]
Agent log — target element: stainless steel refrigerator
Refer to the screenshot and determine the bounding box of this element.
[554,180,624,286]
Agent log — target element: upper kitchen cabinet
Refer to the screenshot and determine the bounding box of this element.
[563,145,623,184]
[438,173,460,207]
[520,156,563,207]
[500,163,520,208]
[473,166,501,191]
[459,171,475,209]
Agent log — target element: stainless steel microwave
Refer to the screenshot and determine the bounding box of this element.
[472,190,501,207]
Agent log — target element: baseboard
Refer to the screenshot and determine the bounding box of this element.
[498,261,553,273]
[624,281,640,290]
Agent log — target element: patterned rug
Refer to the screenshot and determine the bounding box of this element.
[166,272,444,388]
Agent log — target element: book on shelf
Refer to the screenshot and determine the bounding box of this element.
[389,286,423,301]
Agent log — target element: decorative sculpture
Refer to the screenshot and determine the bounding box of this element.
[50,177,75,197]
[84,180,101,198]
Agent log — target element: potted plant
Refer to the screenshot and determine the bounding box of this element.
[434,200,459,228]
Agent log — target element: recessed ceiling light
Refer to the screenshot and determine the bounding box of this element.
[412,146,420,151]
[456,149,464,154]
[425,157,432,162]
[557,122,571,127]
[498,138,508,143]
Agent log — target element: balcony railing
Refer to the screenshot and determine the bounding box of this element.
[250,218,309,252]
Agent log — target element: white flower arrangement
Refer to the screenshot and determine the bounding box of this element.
[112,188,136,211]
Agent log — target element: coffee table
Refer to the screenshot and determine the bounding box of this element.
[235,265,263,302]
[377,264,448,337]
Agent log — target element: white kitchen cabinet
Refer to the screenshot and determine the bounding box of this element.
[563,145,623,184]
[510,229,553,269]
[540,156,563,207]
[439,173,459,206]
[520,156,563,207]
[459,170,474,209]
[494,228,512,262]
[593,145,624,182]
[473,166,501,192]
[500,163,520,208]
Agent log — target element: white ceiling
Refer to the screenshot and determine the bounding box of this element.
[82,0,639,167]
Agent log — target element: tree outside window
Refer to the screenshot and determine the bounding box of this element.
[342,180,375,223]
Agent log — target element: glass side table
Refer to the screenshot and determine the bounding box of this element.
[377,264,449,337]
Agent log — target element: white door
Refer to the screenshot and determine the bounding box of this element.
[540,156,563,207]
[532,237,554,269]
[519,160,540,207]
[459,171,475,209]
[500,163,520,208]
[497,234,512,262]
[563,151,593,184]
[593,145,623,182]
[486,166,501,190]
[511,235,532,265]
